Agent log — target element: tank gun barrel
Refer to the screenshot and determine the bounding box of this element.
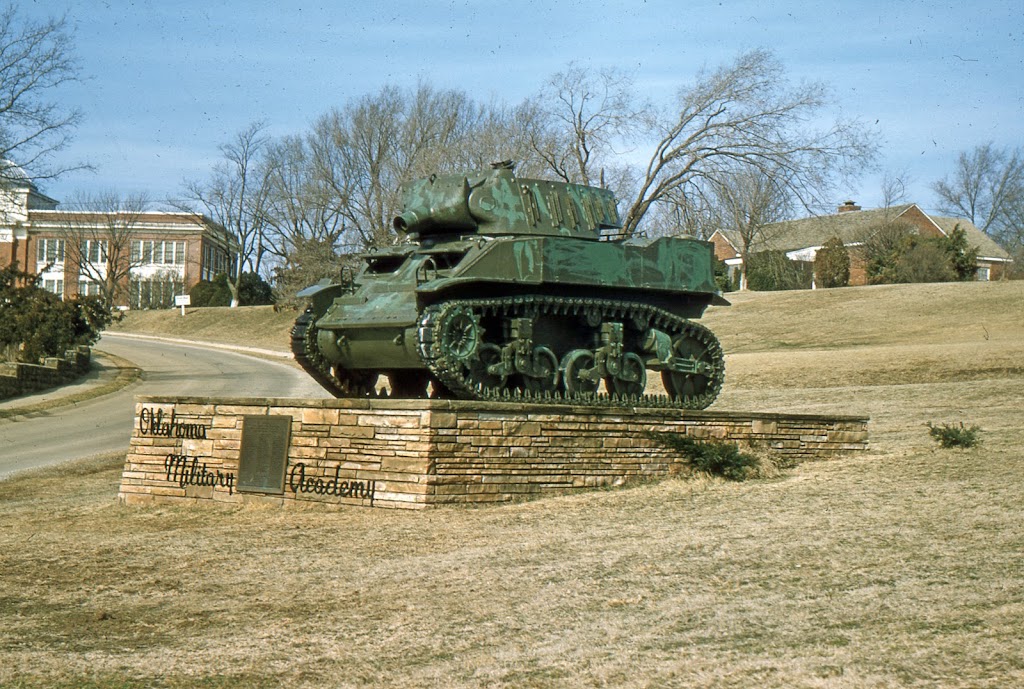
[393,175,477,236]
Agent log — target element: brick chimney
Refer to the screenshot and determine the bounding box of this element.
[838,200,861,213]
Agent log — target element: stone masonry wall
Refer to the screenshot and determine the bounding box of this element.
[119,396,869,510]
[0,346,92,401]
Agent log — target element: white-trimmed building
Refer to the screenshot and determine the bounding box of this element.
[1,172,236,308]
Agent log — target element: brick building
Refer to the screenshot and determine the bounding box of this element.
[710,202,1013,288]
[0,171,236,308]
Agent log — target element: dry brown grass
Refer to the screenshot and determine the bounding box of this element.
[109,305,299,352]
[3,281,1024,688]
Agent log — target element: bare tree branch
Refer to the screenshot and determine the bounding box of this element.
[174,122,270,307]
[619,49,878,237]
[0,5,88,184]
[527,62,649,187]
[931,143,1024,247]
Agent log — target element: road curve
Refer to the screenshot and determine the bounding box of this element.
[0,333,330,480]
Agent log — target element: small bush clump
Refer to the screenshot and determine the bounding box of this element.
[0,265,111,363]
[645,433,760,481]
[927,421,981,449]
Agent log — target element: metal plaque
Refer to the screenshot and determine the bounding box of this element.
[237,415,292,494]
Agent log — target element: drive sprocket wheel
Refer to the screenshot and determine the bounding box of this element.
[434,304,481,361]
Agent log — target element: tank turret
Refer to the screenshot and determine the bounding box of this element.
[392,161,621,240]
[292,162,728,408]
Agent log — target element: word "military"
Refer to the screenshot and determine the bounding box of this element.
[164,454,235,494]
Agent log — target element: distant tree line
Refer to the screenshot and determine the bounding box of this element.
[733,223,981,292]
[181,68,1023,303]
[176,50,881,305]
[5,3,1018,309]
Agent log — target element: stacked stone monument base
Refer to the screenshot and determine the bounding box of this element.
[118,396,869,510]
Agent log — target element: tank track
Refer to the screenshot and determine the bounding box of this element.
[416,295,723,410]
[294,297,724,409]
[291,308,384,398]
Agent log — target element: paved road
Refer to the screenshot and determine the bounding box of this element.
[0,333,329,480]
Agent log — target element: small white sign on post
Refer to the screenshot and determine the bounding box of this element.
[174,294,191,316]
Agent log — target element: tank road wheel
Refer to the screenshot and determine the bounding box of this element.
[466,343,506,391]
[523,346,559,395]
[561,349,599,397]
[607,352,647,398]
[661,326,725,409]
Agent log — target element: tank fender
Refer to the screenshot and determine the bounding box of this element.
[297,279,348,317]
[296,279,343,299]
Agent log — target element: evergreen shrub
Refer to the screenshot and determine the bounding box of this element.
[927,421,981,449]
[645,432,760,481]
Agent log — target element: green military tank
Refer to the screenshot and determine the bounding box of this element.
[292,161,728,409]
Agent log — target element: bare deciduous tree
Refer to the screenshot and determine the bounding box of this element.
[714,168,793,290]
[931,143,1024,249]
[57,191,150,307]
[307,83,533,249]
[259,134,357,300]
[177,122,271,307]
[528,63,649,187]
[262,134,351,260]
[0,5,86,185]
[880,169,912,210]
[186,50,880,292]
[308,86,432,248]
[619,49,878,237]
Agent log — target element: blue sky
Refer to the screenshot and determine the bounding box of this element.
[20,0,1024,216]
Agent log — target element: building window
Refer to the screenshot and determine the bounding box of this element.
[977,266,991,281]
[202,242,232,281]
[82,240,108,264]
[42,279,64,298]
[129,273,184,309]
[132,240,187,266]
[78,280,101,297]
[37,238,65,265]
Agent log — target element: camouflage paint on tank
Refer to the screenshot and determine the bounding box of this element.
[294,162,728,407]
[417,234,719,296]
[393,163,620,239]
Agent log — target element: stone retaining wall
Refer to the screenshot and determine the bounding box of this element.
[0,346,92,401]
[119,396,869,510]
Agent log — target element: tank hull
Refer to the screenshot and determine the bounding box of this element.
[293,165,729,408]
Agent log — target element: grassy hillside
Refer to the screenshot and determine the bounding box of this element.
[108,304,299,352]
[706,281,1024,392]
[110,280,1024,354]
[703,279,1023,351]
[4,280,1023,688]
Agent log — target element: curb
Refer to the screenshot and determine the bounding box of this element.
[103,331,294,360]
